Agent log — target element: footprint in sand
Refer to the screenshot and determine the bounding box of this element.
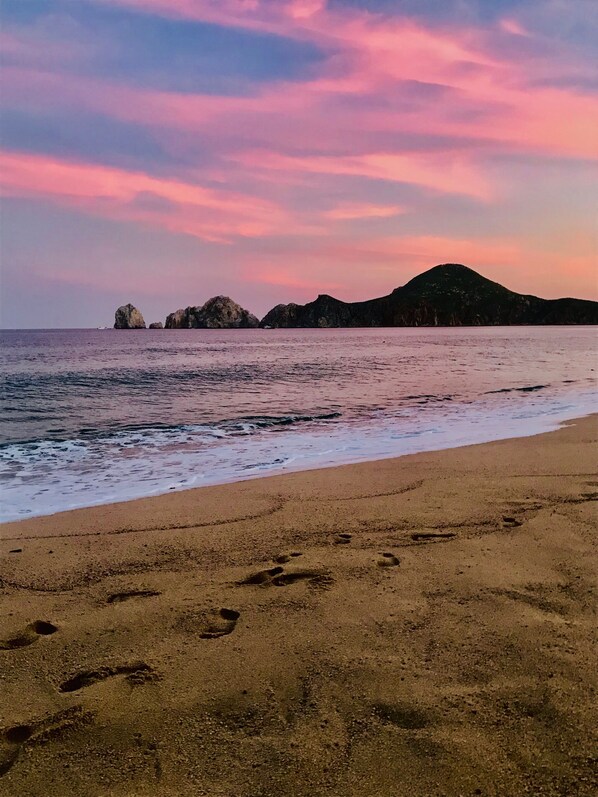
[334,533,352,545]
[59,662,159,693]
[1,706,93,777]
[502,516,523,528]
[271,570,332,587]
[240,566,285,585]
[199,608,240,639]
[378,552,400,567]
[0,620,58,651]
[372,701,430,729]
[0,740,20,778]
[273,552,303,564]
[410,531,457,543]
[239,566,332,589]
[107,590,161,604]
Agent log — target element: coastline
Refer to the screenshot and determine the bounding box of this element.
[2,390,596,524]
[1,416,596,795]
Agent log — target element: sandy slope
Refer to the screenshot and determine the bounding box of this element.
[0,416,596,796]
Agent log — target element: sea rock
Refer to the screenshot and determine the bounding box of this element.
[149,322,163,329]
[114,304,146,329]
[164,297,259,329]
[165,308,187,329]
[195,296,259,329]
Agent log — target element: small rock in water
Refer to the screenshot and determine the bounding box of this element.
[114,303,146,329]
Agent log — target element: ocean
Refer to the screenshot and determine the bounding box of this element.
[0,326,595,523]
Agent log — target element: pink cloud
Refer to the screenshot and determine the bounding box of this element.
[0,150,291,241]
[242,267,343,296]
[9,58,598,168]
[231,233,523,300]
[499,18,531,37]
[324,203,407,221]
[289,0,325,20]
[79,0,598,163]
[8,0,598,166]
[3,0,597,310]
[362,235,523,268]
[235,231,598,304]
[88,0,327,35]
[229,150,494,200]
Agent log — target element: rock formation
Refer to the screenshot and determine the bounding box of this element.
[164,308,187,329]
[149,322,163,329]
[261,303,301,328]
[260,264,598,327]
[165,296,259,329]
[115,266,597,332]
[114,304,146,329]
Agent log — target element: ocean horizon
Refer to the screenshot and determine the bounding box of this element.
[1,325,595,523]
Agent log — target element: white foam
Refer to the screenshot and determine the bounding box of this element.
[0,386,595,524]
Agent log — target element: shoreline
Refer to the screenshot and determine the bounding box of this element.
[1,415,596,795]
[2,400,595,526]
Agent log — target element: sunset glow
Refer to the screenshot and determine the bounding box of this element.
[1,0,597,326]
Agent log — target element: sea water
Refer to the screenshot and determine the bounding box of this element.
[1,326,595,522]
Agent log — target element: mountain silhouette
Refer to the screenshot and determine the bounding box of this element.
[260,264,598,327]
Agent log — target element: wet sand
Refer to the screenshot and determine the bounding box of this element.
[0,416,596,796]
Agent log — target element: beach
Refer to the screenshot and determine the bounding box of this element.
[0,415,596,796]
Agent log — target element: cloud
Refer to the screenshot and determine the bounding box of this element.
[0,150,291,241]
[290,0,326,19]
[229,149,493,199]
[241,267,343,296]
[6,0,598,164]
[1,0,597,326]
[499,18,530,37]
[324,202,406,220]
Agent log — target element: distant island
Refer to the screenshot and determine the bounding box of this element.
[114,263,598,329]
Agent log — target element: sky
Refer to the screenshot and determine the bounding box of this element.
[1,0,597,327]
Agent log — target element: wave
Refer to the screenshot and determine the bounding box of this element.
[228,412,342,432]
[403,394,454,403]
[0,411,343,454]
[1,360,347,394]
[486,384,549,395]
[2,388,595,523]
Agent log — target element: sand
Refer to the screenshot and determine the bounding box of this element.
[0,416,596,797]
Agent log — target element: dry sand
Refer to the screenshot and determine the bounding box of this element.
[0,416,596,796]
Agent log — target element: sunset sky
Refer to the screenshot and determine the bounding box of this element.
[1,0,597,327]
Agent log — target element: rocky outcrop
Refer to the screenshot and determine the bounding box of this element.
[165,308,186,329]
[114,304,146,329]
[149,322,163,329]
[262,296,356,328]
[165,296,259,329]
[259,264,598,327]
[192,296,260,329]
[260,303,301,328]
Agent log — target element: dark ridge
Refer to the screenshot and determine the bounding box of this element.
[259,263,598,327]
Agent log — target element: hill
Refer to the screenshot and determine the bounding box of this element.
[260,264,598,327]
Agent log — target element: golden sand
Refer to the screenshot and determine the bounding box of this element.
[1,416,596,796]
